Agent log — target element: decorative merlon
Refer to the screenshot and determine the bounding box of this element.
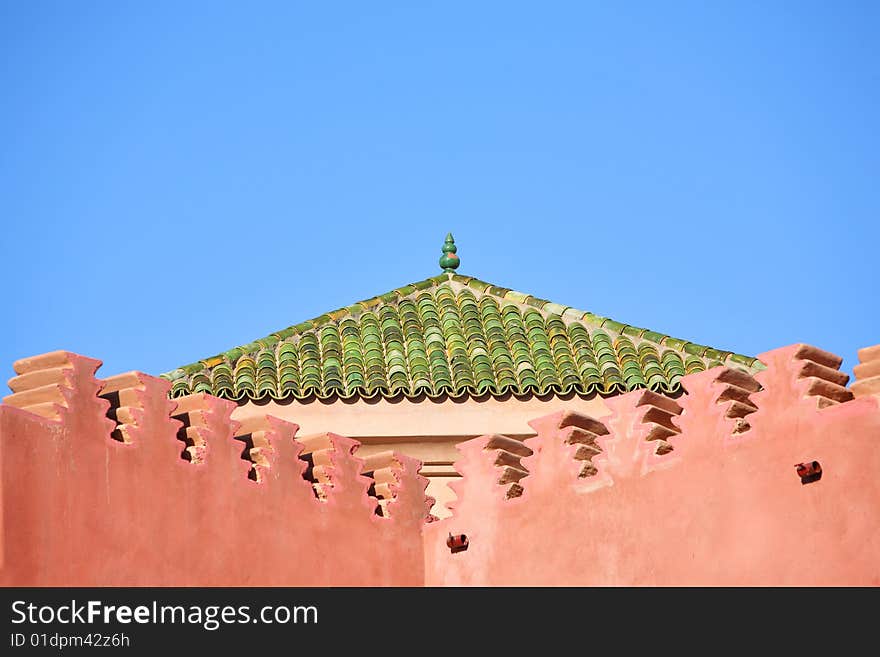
[4,350,78,419]
[712,367,761,434]
[852,343,880,398]
[792,344,854,408]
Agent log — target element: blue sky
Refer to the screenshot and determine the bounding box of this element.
[1,1,877,387]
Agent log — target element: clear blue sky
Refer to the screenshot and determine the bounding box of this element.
[1,1,877,387]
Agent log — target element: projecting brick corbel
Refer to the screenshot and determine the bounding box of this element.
[294,432,378,515]
[232,413,302,488]
[359,450,433,524]
[4,351,110,424]
[100,371,181,445]
[443,432,535,520]
[752,344,854,415]
[634,390,683,455]
[792,345,854,408]
[170,392,241,465]
[711,367,761,434]
[522,410,614,487]
[852,344,880,398]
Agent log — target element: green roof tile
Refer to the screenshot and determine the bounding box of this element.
[641,330,666,343]
[161,275,762,402]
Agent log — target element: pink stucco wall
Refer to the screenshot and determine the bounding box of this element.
[2,342,878,586]
[424,344,880,586]
[0,353,429,586]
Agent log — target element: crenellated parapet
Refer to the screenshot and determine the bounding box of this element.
[0,351,429,586]
[3,340,878,587]
[425,342,880,586]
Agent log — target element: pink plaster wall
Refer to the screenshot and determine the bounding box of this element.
[2,342,878,587]
[424,344,880,586]
[0,353,429,586]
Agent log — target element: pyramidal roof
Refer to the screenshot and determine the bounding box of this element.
[161,234,763,402]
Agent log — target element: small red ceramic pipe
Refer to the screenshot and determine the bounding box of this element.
[795,461,821,478]
[447,533,469,553]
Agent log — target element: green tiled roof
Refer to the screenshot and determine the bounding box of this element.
[161,273,764,402]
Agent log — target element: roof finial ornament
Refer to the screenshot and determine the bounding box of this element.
[439,232,460,273]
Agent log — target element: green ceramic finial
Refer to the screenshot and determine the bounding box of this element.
[439,232,460,272]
